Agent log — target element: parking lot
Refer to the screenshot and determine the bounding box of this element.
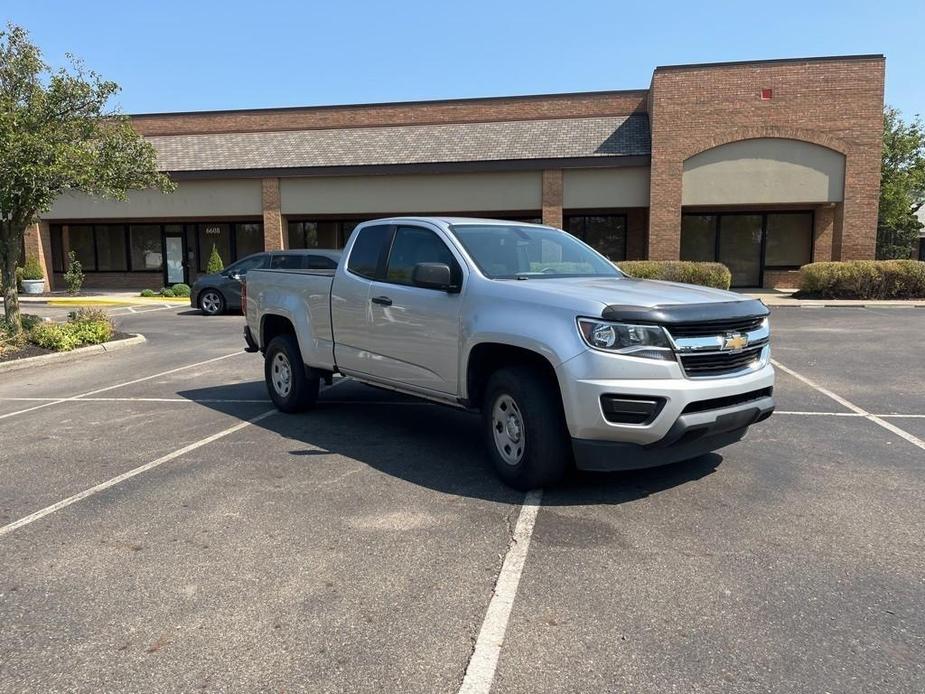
[0,305,922,693]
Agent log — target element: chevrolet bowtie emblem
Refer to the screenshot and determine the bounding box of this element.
[722,333,749,351]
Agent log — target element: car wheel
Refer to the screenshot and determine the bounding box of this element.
[199,289,225,316]
[482,365,571,490]
[264,334,319,413]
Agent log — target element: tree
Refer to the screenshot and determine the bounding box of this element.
[877,106,925,259]
[0,23,173,332]
[206,243,224,274]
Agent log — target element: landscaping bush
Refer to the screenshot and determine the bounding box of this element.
[159,287,176,297]
[798,260,925,299]
[63,250,85,295]
[21,255,44,280]
[206,244,224,274]
[618,261,732,290]
[140,289,157,297]
[27,309,113,352]
[171,283,191,297]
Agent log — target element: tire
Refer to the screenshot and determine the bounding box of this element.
[199,289,226,316]
[482,366,571,490]
[264,334,319,413]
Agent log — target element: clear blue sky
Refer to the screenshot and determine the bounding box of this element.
[5,0,924,117]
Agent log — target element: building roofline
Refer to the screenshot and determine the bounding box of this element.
[129,88,650,119]
[655,54,884,72]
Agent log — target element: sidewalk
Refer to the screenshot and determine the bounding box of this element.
[6,290,189,307]
[742,288,925,308]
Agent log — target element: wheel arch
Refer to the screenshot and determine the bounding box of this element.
[465,342,562,411]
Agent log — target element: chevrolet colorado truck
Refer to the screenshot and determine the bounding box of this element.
[243,217,774,490]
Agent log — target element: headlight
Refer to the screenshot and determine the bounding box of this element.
[577,318,675,360]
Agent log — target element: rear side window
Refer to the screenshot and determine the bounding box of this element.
[306,255,338,270]
[347,225,391,279]
[270,254,303,269]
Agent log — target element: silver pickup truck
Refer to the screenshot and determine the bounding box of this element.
[243,217,774,489]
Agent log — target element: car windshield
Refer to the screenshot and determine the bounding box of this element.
[448,224,622,279]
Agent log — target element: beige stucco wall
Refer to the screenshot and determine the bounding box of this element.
[44,179,263,219]
[280,171,542,215]
[681,138,846,205]
[562,167,650,208]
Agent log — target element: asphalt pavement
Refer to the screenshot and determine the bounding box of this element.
[0,306,922,692]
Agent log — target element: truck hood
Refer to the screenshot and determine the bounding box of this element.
[502,276,745,309]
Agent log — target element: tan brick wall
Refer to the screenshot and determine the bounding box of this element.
[541,170,564,228]
[812,204,836,262]
[262,179,285,251]
[132,91,649,136]
[647,57,884,261]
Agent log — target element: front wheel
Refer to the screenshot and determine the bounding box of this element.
[264,335,319,413]
[482,366,571,490]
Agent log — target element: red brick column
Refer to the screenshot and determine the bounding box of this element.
[812,204,836,262]
[23,221,54,291]
[262,178,286,251]
[541,170,563,229]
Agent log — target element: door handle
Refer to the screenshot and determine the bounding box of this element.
[371,296,392,306]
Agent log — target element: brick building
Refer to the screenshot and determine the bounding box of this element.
[24,54,885,290]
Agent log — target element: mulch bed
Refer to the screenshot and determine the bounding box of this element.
[0,331,135,364]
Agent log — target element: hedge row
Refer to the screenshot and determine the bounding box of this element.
[798,260,925,299]
[618,261,732,290]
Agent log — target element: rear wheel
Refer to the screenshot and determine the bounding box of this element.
[264,335,319,413]
[199,289,225,316]
[482,366,571,490]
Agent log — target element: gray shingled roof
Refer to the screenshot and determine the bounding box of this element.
[148,115,650,172]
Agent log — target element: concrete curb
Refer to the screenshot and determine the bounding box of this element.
[16,298,189,307]
[0,334,147,375]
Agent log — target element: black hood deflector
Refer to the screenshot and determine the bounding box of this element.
[601,299,769,325]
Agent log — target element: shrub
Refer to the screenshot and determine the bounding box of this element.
[799,260,925,299]
[171,282,191,297]
[21,255,44,281]
[15,266,24,290]
[140,289,157,297]
[63,250,84,295]
[29,322,81,351]
[68,317,113,345]
[618,261,732,290]
[159,287,176,297]
[206,244,224,274]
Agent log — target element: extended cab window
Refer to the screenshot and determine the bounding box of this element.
[306,255,338,270]
[385,226,458,286]
[347,225,391,279]
[270,254,303,269]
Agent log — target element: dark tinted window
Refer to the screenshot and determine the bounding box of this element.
[306,255,338,270]
[680,215,717,262]
[270,254,303,270]
[386,226,456,285]
[95,225,128,271]
[564,215,627,261]
[69,225,96,271]
[229,254,267,273]
[765,213,813,267]
[347,225,391,279]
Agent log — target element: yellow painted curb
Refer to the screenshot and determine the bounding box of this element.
[46,297,189,307]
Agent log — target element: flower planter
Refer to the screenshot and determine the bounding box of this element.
[21,279,45,294]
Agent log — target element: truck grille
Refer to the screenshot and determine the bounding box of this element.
[668,316,766,338]
[679,344,766,377]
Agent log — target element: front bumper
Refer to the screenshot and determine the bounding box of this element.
[572,394,774,471]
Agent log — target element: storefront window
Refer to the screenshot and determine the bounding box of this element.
[130,225,163,271]
[69,225,96,271]
[235,223,263,259]
[198,223,231,272]
[564,214,627,260]
[765,213,813,267]
[288,221,320,249]
[51,227,65,272]
[95,225,128,271]
[680,215,717,261]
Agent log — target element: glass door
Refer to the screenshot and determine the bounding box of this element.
[718,215,763,287]
[163,232,187,285]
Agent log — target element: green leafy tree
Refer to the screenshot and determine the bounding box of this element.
[0,23,174,332]
[877,106,925,259]
[206,243,224,274]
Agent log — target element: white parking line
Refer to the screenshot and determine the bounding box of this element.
[771,359,925,451]
[0,408,277,539]
[458,489,543,694]
[0,351,246,421]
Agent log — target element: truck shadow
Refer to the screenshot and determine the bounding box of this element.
[177,379,723,507]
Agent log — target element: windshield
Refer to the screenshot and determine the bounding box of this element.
[449,224,622,279]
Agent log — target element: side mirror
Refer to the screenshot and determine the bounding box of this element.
[230,272,243,283]
[412,262,457,292]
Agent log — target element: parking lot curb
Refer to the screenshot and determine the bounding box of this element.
[0,334,147,375]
